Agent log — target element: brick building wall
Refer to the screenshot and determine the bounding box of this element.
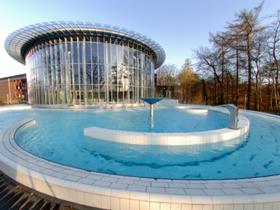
[0,74,27,104]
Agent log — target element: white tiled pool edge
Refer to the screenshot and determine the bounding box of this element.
[1,119,280,209]
[84,106,250,146]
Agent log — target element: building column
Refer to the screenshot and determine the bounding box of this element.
[8,78,11,104]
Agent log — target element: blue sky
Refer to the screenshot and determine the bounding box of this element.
[0,0,279,77]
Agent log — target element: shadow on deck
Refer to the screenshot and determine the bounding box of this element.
[0,171,101,210]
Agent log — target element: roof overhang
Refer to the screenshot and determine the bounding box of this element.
[5,21,165,68]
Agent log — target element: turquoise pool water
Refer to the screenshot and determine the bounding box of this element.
[1,107,280,180]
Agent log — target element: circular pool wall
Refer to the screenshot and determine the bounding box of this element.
[1,107,280,209]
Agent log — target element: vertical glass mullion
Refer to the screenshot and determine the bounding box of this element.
[45,42,50,104]
[70,37,76,105]
[90,36,93,104]
[34,47,38,104]
[141,53,144,98]
[54,40,59,104]
[59,38,65,104]
[77,36,81,104]
[82,36,87,105]
[151,61,155,97]
[64,38,70,105]
[127,45,130,104]
[116,43,119,103]
[36,47,40,104]
[49,40,54,104]
[97,38,100,102]
[38,46,42,104]
[43,44,47,104]
[105,40,109,103]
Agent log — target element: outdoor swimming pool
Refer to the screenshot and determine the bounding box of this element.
[1,106,279,180]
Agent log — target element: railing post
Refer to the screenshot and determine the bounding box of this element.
[223,104,239,129]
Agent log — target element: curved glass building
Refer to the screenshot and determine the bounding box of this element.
[5,22,165,105]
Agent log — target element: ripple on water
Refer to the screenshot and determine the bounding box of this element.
[1,108,279,180]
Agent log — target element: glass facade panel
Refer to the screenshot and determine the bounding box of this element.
[25,34,156,105]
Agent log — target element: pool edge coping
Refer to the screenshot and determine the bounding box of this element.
[1,109,280,208]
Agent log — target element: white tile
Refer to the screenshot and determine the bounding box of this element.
[102,176,118,183]
[93,185,111,195]
[148,187,165,194]
[187,183,205,189]
[171,203,182,210]
[240,188,263,194]
[203,205,213,210]
[184,189,205,195]
[60,169,75,175]
[161,203,171,210]
[272,202,280,210]
[222,188,244,196]
[223,205,234,210]
[140,177,156,182]
[152,182,170,188]
[150,193,171,203]
[130,199,140,210]
[140,201,150,210]
[259,186,279,194]
[110,197,120,210]
[170,195,192,203]
[120,198,130,210]
[263,203,273,210]
[181,204,192,210]
[111,183,128,190]
[231,196,254,204]
[168,182,186,189]
[204,189,225,196]
[191,196,213,205]
[166,188,185,195]
[212,205,223,210]
[111,188,130,199]
[192,205,203,210]
[130,191,149,201]
[72,171,89,178]
[204,183,223,189]
[237,182,257,188]
[134,180,152,187]
[94,180,111,187]
[117,178,135,185]
[243,204,253,210]
[64,175,81,182]
[253,203,263,210]
[101,195,110,209]
[79,177,96,185]
[233,204,243,210]
[150,202,160,210]
[221,183,240,189]
[92,194,102,208]
[87,174,102,181]
[128,185,146,192]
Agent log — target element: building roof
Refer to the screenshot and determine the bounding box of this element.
[0,73,26,82]
[5,21,165,68]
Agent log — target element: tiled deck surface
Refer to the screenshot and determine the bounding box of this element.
[1,119,280,209]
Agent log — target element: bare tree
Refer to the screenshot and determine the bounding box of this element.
[268,11,280,111]
[195,47,223,104]
[155,64,177,98]
[227,3,264,109]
